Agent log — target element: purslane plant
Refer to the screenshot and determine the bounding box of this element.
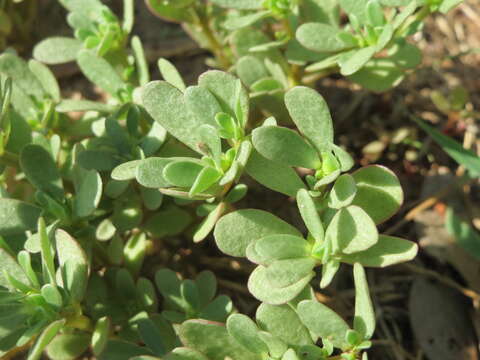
[0,0,423,359]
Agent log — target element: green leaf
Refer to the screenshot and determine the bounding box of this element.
[27,319,66,360]
[56,99,115,113]
[189,167,222,197]
[20,144,64,201]
[256,303,314,346]
[328,174,357,209]
[353,263,375,340]
[0,53,45,100]
[342,234,417,267]
[208,0,263,9]
[255,234,311,264]
[163,348,209,360]
[145,207,192,238]
[248,265,314,305]
[193,202,226,243]
[158,58,186,91]
[41,284,63,308]
[348,58,405,92]
[252,126,321,169]
[297,300,350,348]
[33,37,82,65]
[198,125,222,165]
[77,50,127,97]
[74,170,102,218]
[143,81,207,152]
[136,158,174,188]
[92,317,110,356]
[266,258,316,288]
[112,160,141,181]
[320,259,340,288]
[339,46,377,76]
[224,11,270,30]
[297,189,324,243]
[226,314,268,354]
[339,0,369,24]
[163,160,204,188]
[179,320,263,360]
[46,333,90,360]
[55,229,89,302]
[445,209,480,261]
[351,165,403,224]
[296,23,347,53]
[0,199,41,236]
[136,313,167,356]
[214,208,302,257]
[236,56,269,87]
[146,0,195,22]
[132,36,150,86]
[28,60,60,102]
[198,71,249,128]
[326,205,378,254]
[0,248,28,290]
[98,340,153,360]
[245,149,306,197]
[414,117,480,177]
[285,87,333,153]
[439,0,463,13]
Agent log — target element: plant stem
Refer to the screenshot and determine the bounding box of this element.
[0,149,18,168]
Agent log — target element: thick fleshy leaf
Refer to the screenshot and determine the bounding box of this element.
[246,149,306,197]
[0,53,45,99]
[328,174,357,209]
[353,263,375,340]
[77,50,127,97]
[297,300,350,348]
[112,160,141,181]
[20,144,64,201]
[163,160,204,188]
[296,23,347,53]
[214,209,302,257]
[27,319,66,360]
[74,170,102,218]
[28,60,60,102]
[226,314,269,354]
[56,99,116,113]
[164,348,209,360]
[179,320,262,360]
[136,158,174,188]
[252,126,320,169]
[224,11,270,30]
[342,235,418,267]
[158,58,186,91]
[348,58,404,92]
[0,248,28,290]
[326,205,378,254]
[92,317,110,356]
[193,202,226,243]
[198,71,249,128]
[255,234,311,264]
[339,0,369,24]
[33,37,82,65]
[285,87,333,152]
[46,333,90,360]
[145,207,192,238]
[0,199,41,236]
[297,189,324,243]
[248,266,314,305]
[184,86,222,134]
[338,46,377,76]
[256,303,314,346]
[351,165,403,224]
[55,229,88,302]
[98,340,152,360]
[209,0,263,9]
[266,258,316,288]
[146,0,195,22]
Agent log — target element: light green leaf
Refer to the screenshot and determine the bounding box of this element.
[245,149,306,197]
[164,348,209,360]
[0,248,28,290]
[46,333,90,360]
[158,58,186,91]
[55,229,88,302]
[255,234,311,264]
[297,189,324,243]
[20,144,64,201]
[163,160,204,188]
[326,205,378,254]
[224,11,270,30]
[348,58,405,92]
[342,234,417,267]
[339,0,369,24]
[27,319,66,360]
[248,265,314,305]
[208,0,263,9]
[92,317,110,356]
[145,207,192,238]
[320,259,340,288]
[74,170,102,218]
[328,174,357,209]
[28,60,60,102]
[252,126,321,169]
[0,199,41,236]
[214,208,302,257]
[226,314,269,354]
[56,99,115,113]
[33,37,82,65]
[353,263,375,339]
[339,46,377,76]
[351,165,403,224]
[285,87,333,152]
[145,0,195,22]
[77,50,127,97]
[296,23,347,53]
[256,303,314,346]
[439,0,463,13]
[112,160,141,181]
[179,320,262,360]
[198,124,222,165]
[136,157,174,188]
[193,202,226,243]
[266,258,316,288]
[445,209,480,261]
[297,300,350,348]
